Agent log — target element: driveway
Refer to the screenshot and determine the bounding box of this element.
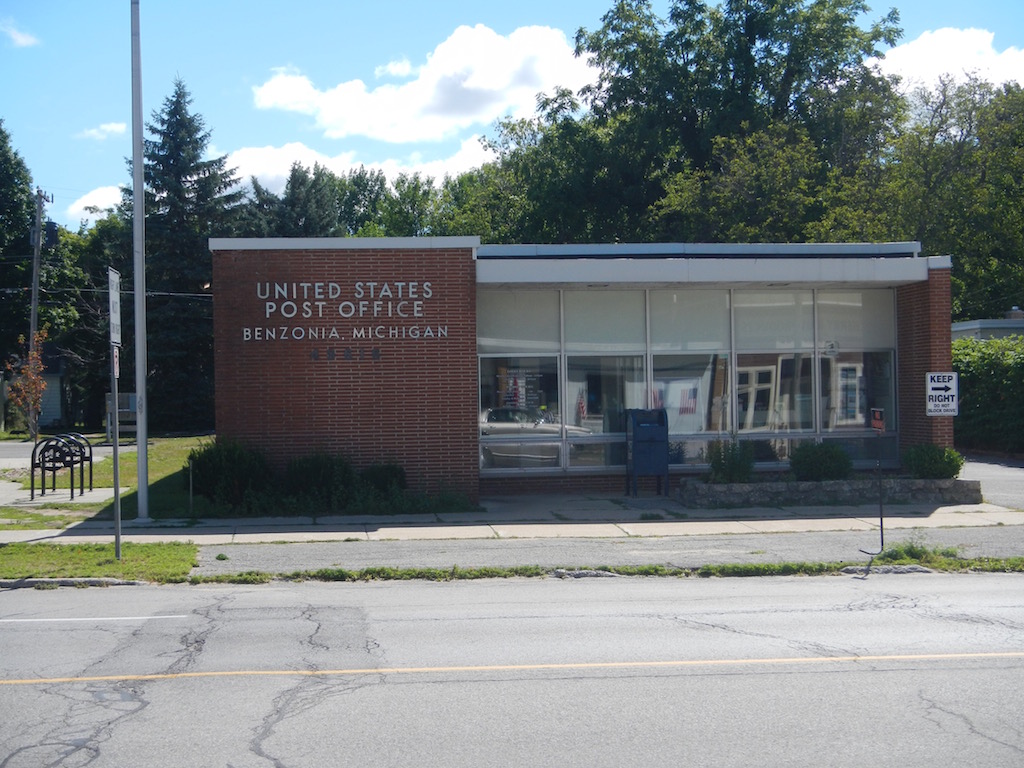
[960,453,1024,510]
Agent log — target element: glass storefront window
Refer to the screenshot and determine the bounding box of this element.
[566,355,645,434]
[652,354,730,434]
[817,290,895,350]
[820,351,895,431]
[479,357,562,470]
[477,290,559,354]
[736,353,813,432]
[734,290,814,351]
[564,291,646,352]
[477,288,900,472]
[649,291,730,351]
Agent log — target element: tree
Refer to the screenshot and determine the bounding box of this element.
[381,172,438,236]
[275,163,343,237]
[339,166,388,236]
[5,328,47,441]
[577,0,902,169]
[142,79,243,431]
[954,83,1024,319]
[0,119,35,364]
[654,124,826,241]
[65,210,133,429]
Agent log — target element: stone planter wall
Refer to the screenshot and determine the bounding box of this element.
[677,477,982,509]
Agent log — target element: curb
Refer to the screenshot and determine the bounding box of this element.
[0,577,148,589]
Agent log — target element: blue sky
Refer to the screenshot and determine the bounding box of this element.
[2,1,1023,229]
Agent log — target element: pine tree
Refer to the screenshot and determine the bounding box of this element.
[142,79,243,431]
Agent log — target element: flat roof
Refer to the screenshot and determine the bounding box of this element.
[209,236,481,251]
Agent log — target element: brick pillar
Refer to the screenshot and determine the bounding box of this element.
[896,266,954,449]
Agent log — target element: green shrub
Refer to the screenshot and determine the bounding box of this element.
[706,439,753,483]
[359,463,407,494]
[902,444,965,479]
[284,452,357,512]
[789,442,852,481]
[953,335,1024,451]
[187,439,271,511]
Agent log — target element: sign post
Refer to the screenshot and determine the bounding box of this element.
[861,408,886,557]
[108,268,122,560]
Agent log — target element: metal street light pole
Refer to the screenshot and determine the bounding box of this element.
[131,0,150,522]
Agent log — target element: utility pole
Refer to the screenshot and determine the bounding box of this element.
[26,188,53,442]
[29,188,53,356]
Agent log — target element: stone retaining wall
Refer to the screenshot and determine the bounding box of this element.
[677,477,982,509]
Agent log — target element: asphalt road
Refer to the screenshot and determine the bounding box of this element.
[960,453,1024,509]
[2,575,1022,767]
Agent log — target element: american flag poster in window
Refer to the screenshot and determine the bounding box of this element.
[678,382,699,414]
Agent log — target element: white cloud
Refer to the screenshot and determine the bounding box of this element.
[253,24,596,144]
[227,137,496,196]
[67,186,122,225]
[77,122,127,141]
[228,142,361,193]
[0,19,39,47]
[376,59,412,79]
[876,28,1024,89]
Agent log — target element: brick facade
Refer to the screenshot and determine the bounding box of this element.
[212,241,479,501]
[896,266,954,449]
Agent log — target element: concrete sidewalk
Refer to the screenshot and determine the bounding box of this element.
[3,484,1024,578]
[2,483,1022,545]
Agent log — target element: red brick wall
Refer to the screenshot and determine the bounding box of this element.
[212,244,479,500]
[896,267,954,449]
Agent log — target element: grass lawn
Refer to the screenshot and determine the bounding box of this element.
[0,541,199,583]
[1,435,220,527]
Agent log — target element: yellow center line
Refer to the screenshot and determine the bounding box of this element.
[2,651,1023,686]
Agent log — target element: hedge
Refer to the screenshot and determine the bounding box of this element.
[953,335,1024,452]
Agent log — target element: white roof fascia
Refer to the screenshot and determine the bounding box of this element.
[952,318,1024,332]
[209,236,480,251]
[477,242,922,258]
[477,256,941,287]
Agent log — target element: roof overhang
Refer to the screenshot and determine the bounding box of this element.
[476,243,947,290]
[209,236,480,252]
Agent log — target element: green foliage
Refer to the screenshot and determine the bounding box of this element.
[901,444,965,480]
[188,439,272,511]
[706,439,753,484]
[4,328,48,441]
[283,452,357,512]
[789,442,852,481]
[143,79,243,432]
[953,335,1024,451]
[0,119,36,365]
[878,539,960,564]
[185,441,472,517]
[359,463,407,494]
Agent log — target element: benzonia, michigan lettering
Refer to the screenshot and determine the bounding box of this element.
[242,325,448,341]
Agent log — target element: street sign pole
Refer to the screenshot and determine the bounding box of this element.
[861,408,886,557]
[109,268,122,560]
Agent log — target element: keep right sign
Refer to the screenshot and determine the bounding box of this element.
[926,372,959,416]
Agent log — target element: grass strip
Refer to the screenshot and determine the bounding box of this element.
[3,541,1023,586]
[0,542,198,583]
